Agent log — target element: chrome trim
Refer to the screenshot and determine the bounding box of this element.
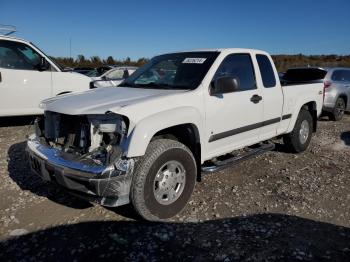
[27,134,106,175]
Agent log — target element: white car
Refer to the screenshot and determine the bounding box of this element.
[27,48,324,221]
[89,66,138,88]
[0,35,92,116]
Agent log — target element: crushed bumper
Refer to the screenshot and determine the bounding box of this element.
[26,135,134,207]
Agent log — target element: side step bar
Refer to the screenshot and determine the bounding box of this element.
[201,142,275,173]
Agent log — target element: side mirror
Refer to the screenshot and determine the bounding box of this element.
[210,76,239,96]
[37,57,50,71]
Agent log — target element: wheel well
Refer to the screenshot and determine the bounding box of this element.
[301,101,317,132]
[152,124,202,182]
[338,94,347,108]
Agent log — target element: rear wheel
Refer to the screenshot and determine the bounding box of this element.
[130,139,196,221]
[329,97,345,121]
[283,109,313,153]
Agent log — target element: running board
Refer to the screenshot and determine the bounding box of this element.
[201,142,275,173]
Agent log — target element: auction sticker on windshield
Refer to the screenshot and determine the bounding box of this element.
[182,58,207,64]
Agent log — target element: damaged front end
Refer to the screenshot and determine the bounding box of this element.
[26,111,134,207]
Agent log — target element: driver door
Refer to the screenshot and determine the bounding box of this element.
[204,53,264,159]
[0,40,52,116]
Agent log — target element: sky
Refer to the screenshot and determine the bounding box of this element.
[1,0,350,60]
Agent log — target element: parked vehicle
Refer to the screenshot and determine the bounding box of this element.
[282,67,350,121]
[72,67,94,75]
[27,48,324,221]
[89,66,138,88]
[322,68,350,120]
[0,35,92,116]
[87,65,114,78]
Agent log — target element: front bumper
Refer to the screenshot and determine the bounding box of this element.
[26,135,134,207]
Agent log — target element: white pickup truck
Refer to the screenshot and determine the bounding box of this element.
[0,35,91,116]
[26,48,324,221]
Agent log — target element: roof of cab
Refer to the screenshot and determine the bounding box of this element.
[186,48,267,53]
[158,48,270,57]
[0,34,29,43]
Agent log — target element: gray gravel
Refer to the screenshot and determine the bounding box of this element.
[0,115,349,261]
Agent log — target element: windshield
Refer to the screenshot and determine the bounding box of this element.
[29,42,64,71]
[120,51,219,90]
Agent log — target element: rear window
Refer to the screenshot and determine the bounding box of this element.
[256,54,276,88]
[282,68,327,82]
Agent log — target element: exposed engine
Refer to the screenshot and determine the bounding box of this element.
[35,111,128,166]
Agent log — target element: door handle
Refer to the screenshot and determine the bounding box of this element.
[250,94,262,104]
[0,71,2,82]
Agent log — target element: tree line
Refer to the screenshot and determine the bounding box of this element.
[272,54,350,72]
[52,54,350,72]
[51,55,149,69]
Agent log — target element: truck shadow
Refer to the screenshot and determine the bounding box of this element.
[1,214,349,261]
[340,131,350,146]
[7,142,93,209]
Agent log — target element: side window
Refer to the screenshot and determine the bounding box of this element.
[0,42,22,69]
[256,54,276,88]
[213,53,256,91]
[331,70,343,81]
[106,69,124,79]
[331,70,350,82]
[0,40,41,70]
[344,70,350,82]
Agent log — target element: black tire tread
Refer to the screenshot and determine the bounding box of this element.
[283,109,313,153]
[130,139,196,221]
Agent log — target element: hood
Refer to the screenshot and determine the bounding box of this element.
[41,87,186,115]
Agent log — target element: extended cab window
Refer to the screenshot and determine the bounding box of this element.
[0,40,42,70]
[256,54,276,88]
[213,53,256,91]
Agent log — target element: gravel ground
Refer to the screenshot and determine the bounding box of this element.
[0,115,349,261]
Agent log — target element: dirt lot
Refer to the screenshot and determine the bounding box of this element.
[0,115,349,261]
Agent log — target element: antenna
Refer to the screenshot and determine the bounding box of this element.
[69,37,72,59]
[0,24,17,36]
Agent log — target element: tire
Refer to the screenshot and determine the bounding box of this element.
[283,109,313,153]
[329,97,346,121]
[130,139,197,221]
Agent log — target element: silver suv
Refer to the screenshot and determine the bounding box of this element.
[322,68,350,120]
[282,67,350,121]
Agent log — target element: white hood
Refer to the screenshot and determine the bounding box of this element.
[41,87,186,115]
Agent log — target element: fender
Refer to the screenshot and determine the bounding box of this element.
[285,98,318,134]
[124,106,203,158]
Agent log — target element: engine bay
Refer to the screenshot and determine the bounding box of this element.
[35,111,128,166]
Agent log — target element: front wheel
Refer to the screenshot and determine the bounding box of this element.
[130,139,197,221]
[283,109,313,153]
